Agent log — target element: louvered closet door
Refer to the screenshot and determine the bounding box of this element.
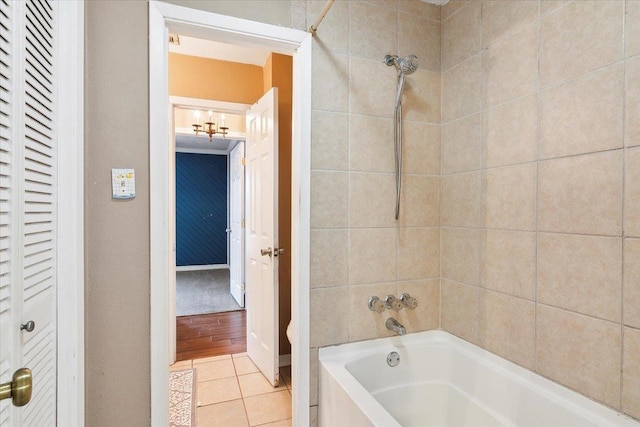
[0,0,58,425]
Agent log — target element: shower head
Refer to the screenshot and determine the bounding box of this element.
[384,54,419,75]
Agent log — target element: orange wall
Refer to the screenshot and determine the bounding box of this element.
[264,53,293,357]
[169,53,264,104]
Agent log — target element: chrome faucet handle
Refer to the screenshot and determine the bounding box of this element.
[385,295,403,312]
[368,296,385,313]
[400,293,418,310]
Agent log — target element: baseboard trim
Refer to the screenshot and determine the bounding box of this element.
[176,264,229,272]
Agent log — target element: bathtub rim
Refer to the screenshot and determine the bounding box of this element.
[318,330,639,427]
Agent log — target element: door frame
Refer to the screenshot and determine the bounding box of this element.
[57,1,85,425]
[149,3,311,426]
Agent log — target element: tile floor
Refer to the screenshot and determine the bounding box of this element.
[170,353,292,427]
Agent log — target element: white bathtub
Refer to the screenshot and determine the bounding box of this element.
[319,330,639,427]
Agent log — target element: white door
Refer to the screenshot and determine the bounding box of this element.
[245,88,279,386]
[229,141,245,307]
[1,0,59,425]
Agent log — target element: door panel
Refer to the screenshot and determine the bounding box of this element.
[0,0,58,425]
[229,142,245,307]
[245,88,279,386]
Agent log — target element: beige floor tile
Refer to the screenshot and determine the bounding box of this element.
[194,354,232,364]
[169,360,192,371]
[244,390,292,426]
[197,377,241,406]
[197,399,248,427]
[238,372,287,397]
[232,352,248,358]
[256,419,292,427]
[195,358,236,382]
[233,355,260,375]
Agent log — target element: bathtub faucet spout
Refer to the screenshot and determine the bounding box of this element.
[385,317,406,336]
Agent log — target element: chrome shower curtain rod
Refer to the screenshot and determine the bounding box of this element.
[309,0,335,35]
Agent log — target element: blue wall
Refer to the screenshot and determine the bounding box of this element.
[176,153,228,266]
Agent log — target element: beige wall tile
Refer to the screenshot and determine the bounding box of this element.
[623,327,640,419]
[480,230,536,301]
[442,0,469,21]
[350,57,395,118]
[349,228,397,285]
[539,1,623,87]
[624,238,640,328]
[538,151,623,235]
[399,12,441,73]
[538,233,622,322]
[482,1,538,48]
[311,111,348,171]
[364,0,397,11]
[627,0,640,58]
[442,55,482,122]
[478,290,535,369]
[348,283,398,342]
[540,0,572,17]
[402,70,441,124]
[627,57,640,147]
[349,173,396,228]
[482,162,537,231]
[397,227,440,281]
[483,24,537,108]
[349,1,397,61]
[483,95,537,168]
[398,0,441,21]
[310,287,349,347]
[441,227,480,285]
[399,175,440,227]
[442,113,482,174]
[539,64,624,159]
[402,122,440,175]
[310,171,348,229]
[310,230,348,288]
[349,115,394,173]
[442,1,481,70]
[309,348,319,406]
[397,279,440,331]
[536,305,621,408]
[311,49,349,112]
[310,406,318,427]
[307,0,348,54]
[626,147,640,236]
[441,279,479,344]
[441,171,481,227]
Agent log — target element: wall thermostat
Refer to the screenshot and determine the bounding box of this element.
[112,168,135,199]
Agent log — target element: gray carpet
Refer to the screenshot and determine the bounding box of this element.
[176,269,242,316]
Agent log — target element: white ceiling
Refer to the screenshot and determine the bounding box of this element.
[169,35,271,67]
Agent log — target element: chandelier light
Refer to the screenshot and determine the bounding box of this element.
[192,110,229,141]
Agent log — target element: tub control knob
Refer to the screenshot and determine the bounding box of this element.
[385,295,403,312]
[368,296,385,313]
[400,293,418,310]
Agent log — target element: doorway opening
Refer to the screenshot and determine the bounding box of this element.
[150,3,312,426]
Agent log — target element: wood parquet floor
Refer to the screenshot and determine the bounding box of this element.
[176,310,246,362]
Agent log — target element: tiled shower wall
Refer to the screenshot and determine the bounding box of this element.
[439,0,640,420]
[297,0,443,414]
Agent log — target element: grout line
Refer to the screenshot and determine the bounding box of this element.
[534,0,542,375]
[620,0,627,407]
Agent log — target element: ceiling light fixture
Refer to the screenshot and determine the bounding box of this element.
[192,110,229,140]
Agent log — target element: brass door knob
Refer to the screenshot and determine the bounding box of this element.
[0,368,33,407]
